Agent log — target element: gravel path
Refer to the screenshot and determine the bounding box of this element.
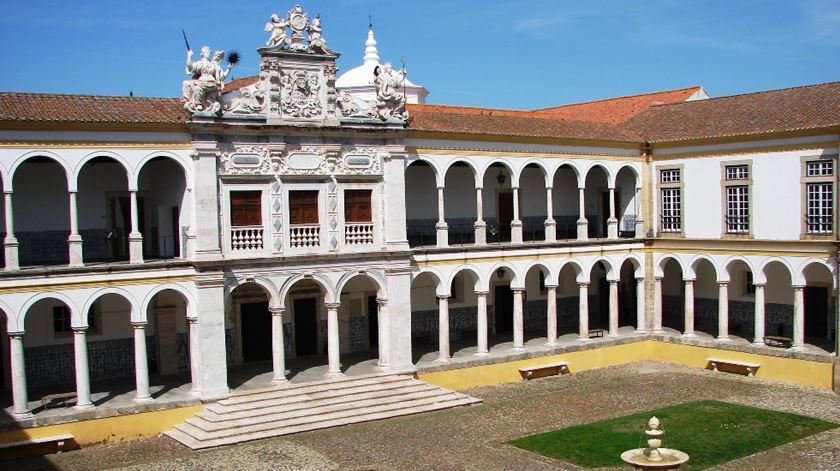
[8,361,840,470]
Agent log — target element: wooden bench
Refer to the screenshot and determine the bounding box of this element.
[41,391,77,409]
[707,358,760,377]
[588,328,605,338]
[0,434,76,459]
[764,335,792,348]
[518,361,569,380]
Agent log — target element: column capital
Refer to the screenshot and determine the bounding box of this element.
[654,276,663,282]
[72,326,88,333]
[8,330,25,338]
[683,277,696,283]
[544,284,558,290]
[437,294,450,300]
[376,298,388,307]
[511,288,526,293]
[608,279,619,285]
[187,316,199,324]
[753,282,767,288]
[475,290,489,297]
[269,307,285,316]
[578,282,590,288]
[635,276,645,282]
[325,302,341,310]
[717,281,729,287]
[131,321,148,329]
[792,284,806,290]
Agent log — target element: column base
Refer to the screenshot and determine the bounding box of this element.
[12,410,34,419]
[576,220,588,240]
[651,329,665,334]
[635,329,647,334]
[511,345,525,351]
[545,340,557,347]
[789,346,806,352]
[325,371,345,378]
[189,387,202,397]
[270,377,289,386]
[474,351,489,356]
[681,332,697,338]
[435,223,449,248]
[607,219,619,239]
[474,221,486,245]
[68,235,84,267]
[544,219,556,242]
[74,402,95,411]
[199,387,231,402]
[752,341,765,347]
[129,234,144,264]
[635,219,645,238]
[435,356,452,363]
[715,336,732,343]
[510,220,523,244]
[132,396,155,404]
[4,236,19,271]
[608,333,620,338]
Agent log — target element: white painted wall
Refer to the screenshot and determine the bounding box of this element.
[405,163,437,219]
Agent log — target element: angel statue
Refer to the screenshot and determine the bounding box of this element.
[182,45,233,113]
[373,63,408,121]
[265,13,289,48]
[307,14,327,52]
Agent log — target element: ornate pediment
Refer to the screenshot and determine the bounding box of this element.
[218,144,384,177]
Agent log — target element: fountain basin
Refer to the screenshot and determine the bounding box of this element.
[621,448,690,470]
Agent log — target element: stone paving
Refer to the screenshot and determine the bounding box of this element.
[7,360,840,470]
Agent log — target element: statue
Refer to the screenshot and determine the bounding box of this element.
[308,14,327,53]
[373,63,408,121]
[265,13,289,48]
[182,45,233,113]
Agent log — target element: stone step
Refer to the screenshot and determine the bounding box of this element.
[206,375,418,415]
[190,385,447,431]
[168,395,480,449]
[226,371,396,400]
[173,391,473,441]
[215,374,411,407]
[198,382,437,423]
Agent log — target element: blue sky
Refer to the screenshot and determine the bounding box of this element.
[1,0,838,109]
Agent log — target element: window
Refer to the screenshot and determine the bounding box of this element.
[53,305,71,333]
[659,168,682,233]
[722,163,751,235]
[344,190,372,223]
[289,190,319,225]
[744,272,755,295]
[230,191,262,227]
[538,271,546,294]
[803,158,834,235]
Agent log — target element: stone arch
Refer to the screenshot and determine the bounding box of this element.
[587,256,617,281]
[514,159,550,187]
[9,150,74,191]
[335,269,387,300]
[442,158,479,180]
[133,151,191,191]
[558,258,585,283]
[278,273,336,308]
[412,267,446,296]
[486,261,522,290]
[618,253,644,278]
[550,161,584,188]
[613,163,640,188]
[447,265,483,293]
[18,291,79,330]
[227,276,280,308]
[721,256,756,283]
[74,150,132,187]
[688,255,719,281]
[480,158,515,185]
[82,287,140,324]
[583,162,612,186]
[0,298,16,332]
[406,156,443,187]
[796,259,835,288]
[140,283,197,320]
[523,260,555,285]
[756,257,795,285]
[655,254,686,278]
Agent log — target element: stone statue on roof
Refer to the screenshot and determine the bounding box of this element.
[182,45,232,114]
[373,63,408,121]
[263,5,332,54]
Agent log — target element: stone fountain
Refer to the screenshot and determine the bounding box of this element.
[620,416,689,470]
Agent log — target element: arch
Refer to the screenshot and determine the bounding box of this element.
[721,255,756,283]
[406,156,443,187]
[0,298,15,332]
[688,255,719,281]
[549,161,583,188]
[487,261,522,290]
[523,260,556,285]
[442,159,479,180]
[140,283,198,320]
[757,257,795,285]
[74,151,132,187]
[587,256,617,281]
[796,259,836,288]
[412,267,446,296]
[582,162,612,187]
[515,160,550,187]
[618,254,645,278]
[18,291,79,330]
[480,159,515,186]
[335,269,388,300]
[10,150,74,191]
[447,265,483,293]
[133,151,191,191]
[227,275,280,308]
[655,254,686,278]
[278,273,336,308]
[613,163,641,188]
[557,258,585,283]
[81,287,139,324]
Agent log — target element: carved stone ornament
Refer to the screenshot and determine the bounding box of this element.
[264,5,333,54]
[225,71,268,114]
[219,145,271,175]
[337,146,382,175]
[336,91,377,119]
[373,63,409,121]
[183,45,234,115]
[280,70,322,118]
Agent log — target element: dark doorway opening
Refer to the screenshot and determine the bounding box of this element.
[804,286,828,338]
[497,191,513,242]
[241,302,271,362]
[368,295,379,349]
[294,297,318,356]
[494,285,513,333]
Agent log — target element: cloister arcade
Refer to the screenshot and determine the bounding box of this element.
[404,155,644,248]
[0,149,193,270]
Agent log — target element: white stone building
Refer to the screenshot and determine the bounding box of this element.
[0,5,837,434]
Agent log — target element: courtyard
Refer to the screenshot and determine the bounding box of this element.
[7,360,840,470]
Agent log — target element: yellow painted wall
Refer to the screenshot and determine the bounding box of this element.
[0,404,202,446]
[418,340,835,390]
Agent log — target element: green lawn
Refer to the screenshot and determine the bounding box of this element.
[510,400,837,470]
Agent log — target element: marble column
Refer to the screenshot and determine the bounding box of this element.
[544,187,556,242]
[376,299,390,368]
[474,187,486,245]
[437,295,451,361]
[653,276,663,333]
[793,285,805,349]
[577,187,588,240]
[187,316,201,396]
[73,327,94,409]
[635,277,646,333]
[435,186,448,247]
[608,280,619,336]
[9,333,32,418]
[717,282,730,341]
[546,285,558,345]
[270,307,287,383]
[634,187,645,238]
[68,190,84,267]
[132,322,153,403]
[4,191,19,270]
[753,283,766,346]
[578,282,590,340]
[326,303,342,375]
[511,187,523,243]
[476,291,489,355]
[683,279,696,337]
[607,186,618,239]
[129,190,144,264]
[512,288,525,349]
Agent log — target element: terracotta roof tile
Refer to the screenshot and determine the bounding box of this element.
[224,76,259,94]
[532,87,702,124]
[407,103,641,142]
[0,92,185,124]
[626,82,840,142]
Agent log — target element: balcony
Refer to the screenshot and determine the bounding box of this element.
[345,223,374,245]
[230,226,264,251]
[290,224,321,249]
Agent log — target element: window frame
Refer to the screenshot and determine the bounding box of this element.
[656,165,684,236]
[800,155,837,239]
[720,161,753,238]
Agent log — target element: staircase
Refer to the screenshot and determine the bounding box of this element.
[165,373,482,449]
